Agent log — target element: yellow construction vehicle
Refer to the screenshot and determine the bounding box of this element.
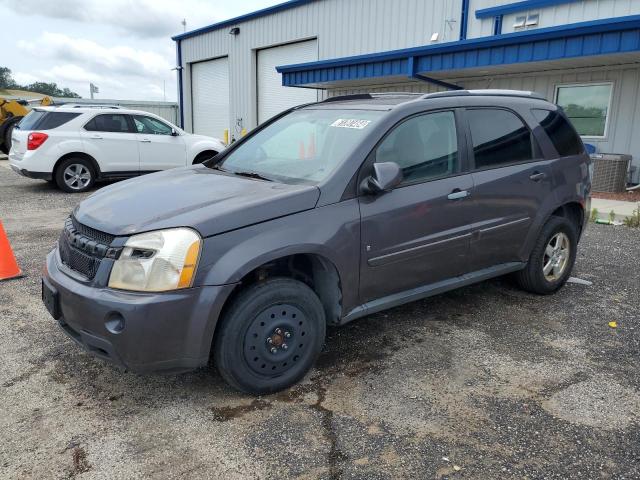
[0,91,53,154]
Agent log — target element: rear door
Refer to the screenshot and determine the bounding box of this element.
[463,107,554,270]
[359,109,475,304]
[80,113,139,173]
[131,115,186,171]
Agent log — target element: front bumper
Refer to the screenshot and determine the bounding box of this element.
[43,248,235,373]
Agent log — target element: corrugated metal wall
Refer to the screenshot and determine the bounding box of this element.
[468,0,640,38]
[179,0,462,133]
[329,64,640,182]
[54,98,179,124]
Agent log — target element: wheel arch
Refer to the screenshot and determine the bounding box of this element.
[53,152,101,179]
[192,149,219,164]
[217,252,343,330]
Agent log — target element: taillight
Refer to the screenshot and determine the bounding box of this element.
[27,132,48,150]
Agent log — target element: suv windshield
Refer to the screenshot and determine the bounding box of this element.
[218,108,384,184]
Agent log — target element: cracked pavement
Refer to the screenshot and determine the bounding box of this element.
[1,165,639,479]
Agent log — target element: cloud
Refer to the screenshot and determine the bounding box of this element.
[3,0,223,38]
[16,32,176,100]
[18,32,173,79]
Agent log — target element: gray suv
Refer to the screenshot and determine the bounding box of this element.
[42,90,591,394]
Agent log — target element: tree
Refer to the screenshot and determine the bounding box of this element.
[0,67,18,89]
[24,82,81,98]
[0,66,80,97]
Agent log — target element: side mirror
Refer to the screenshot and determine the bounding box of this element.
[360,162,403,195]
[171,128,178,136]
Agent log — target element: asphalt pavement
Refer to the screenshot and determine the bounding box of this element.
[1,165,639,479]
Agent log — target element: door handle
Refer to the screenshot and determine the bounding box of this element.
[140,138,151,143]
[529,171,547,182]
[447,189,470,200]
[90,135,103,139]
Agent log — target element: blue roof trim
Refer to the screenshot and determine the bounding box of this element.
[276,15,640,88]
[475,0,581,19]
[172,0,318,41]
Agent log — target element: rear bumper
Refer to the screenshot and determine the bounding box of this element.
[43,249,236,373]
[10,164,52,181]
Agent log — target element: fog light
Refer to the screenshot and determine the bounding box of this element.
[105,313,125,334]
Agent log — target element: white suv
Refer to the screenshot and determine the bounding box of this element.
[8,106,226,192]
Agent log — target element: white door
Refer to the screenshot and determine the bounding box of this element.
[191,57,230,140]
[131,115,186,171]
[80,113,139,173]
[257,40,319,124]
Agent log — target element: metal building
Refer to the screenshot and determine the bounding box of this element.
[53,98,179,124]
[173,0,640,181]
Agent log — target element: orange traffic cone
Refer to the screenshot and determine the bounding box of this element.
[0,221,22,281]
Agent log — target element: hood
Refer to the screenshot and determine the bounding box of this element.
[74,166,320,237]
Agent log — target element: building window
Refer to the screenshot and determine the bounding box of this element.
[554,83,613,138]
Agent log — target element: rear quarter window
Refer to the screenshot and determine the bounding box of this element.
[17,110,46,130]
[17,111,80,131]
[532,109,584,157]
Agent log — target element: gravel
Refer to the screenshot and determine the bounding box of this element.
[1,164,639,479]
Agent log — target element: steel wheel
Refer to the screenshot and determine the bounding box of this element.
[542,232,570,281]
[243,304,310,377]
[63,164,92,190]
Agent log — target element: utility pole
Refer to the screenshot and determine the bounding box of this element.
[181,19,187,32]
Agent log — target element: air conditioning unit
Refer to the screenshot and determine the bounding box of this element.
[590,153,631,192]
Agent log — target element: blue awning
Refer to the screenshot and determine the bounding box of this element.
[276,15,640,89]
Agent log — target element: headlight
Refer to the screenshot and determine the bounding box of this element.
[108,228,201,292]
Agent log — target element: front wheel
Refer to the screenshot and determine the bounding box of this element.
[515,216,578,295]
[214,278,326,395]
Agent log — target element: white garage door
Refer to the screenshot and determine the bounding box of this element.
[191,57,229,140]
[257,40,319,124]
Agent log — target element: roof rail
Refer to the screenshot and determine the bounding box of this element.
[322,94,373,103]
[56,103,124,109]
[323,92,423,103]
[422,89,546,100]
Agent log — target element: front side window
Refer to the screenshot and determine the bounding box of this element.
[532,109,583,157]
[218,109,383,184]
[133,115,173,135]
[467,108,534,169]
[555,83,612,137]
[375,111,458,184]
[84,114,131,133]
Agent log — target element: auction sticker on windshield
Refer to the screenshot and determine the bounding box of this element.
[330,119,371,129]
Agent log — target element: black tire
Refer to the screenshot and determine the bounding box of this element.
[54,157,96,193]
[192,151,218,164]
[214,278,326,395]
[1,116,22,153]
[515,216,578,295]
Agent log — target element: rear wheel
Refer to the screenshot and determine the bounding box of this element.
[515,216,577,294]
[1,116,22,153]
[55,157,96,193]
[214,278,326,395]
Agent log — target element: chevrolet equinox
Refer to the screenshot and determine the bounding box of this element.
[42,90,591,394]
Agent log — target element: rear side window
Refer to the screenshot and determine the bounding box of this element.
[467,109,534,169]
[84,114,131,133]
[532,109,584,157]
[17,110,46,130]
[36,112,81,130]
[376,111,459,184]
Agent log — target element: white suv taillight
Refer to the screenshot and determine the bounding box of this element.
[27,132,48,150]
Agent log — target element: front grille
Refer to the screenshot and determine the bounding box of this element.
[58,217,113,279]
[71,216,115,245]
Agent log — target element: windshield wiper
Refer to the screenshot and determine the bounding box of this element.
[231,170,274,182]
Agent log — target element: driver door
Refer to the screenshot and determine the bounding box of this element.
[132,115,186,171]
[358,110,475,304]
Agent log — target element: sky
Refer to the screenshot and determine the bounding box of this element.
[0,0,282,102]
